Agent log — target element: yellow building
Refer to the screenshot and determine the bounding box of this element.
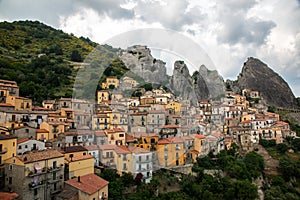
[157,137,185,167]
[165,102,181,114]
[134,133,158,151]
[106,128,126,145]
[92,113,110,130]
[5,149,65,200]
[114,145,132,175]
[40,121,66,140]
[97,90,110,104]
[0,135,17,188]
[6,96,32,111]
[193,134,207,157]
[36,129,50,141]
[61,146,94,180]
[65,173,109,200]
[122,76,138,87]
[102,76,119,89]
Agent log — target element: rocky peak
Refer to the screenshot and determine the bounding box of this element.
[237,57,297,108]
[198,65,225,99]
[119,45,167,84]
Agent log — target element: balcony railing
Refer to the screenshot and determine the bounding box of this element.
[28,168,47,177]
[50,189,62,195]
[47,179,60,184]
[136,159,151,163]
[48,167,61,172]
[28,180,46,189]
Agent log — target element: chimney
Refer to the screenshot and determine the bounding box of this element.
[78,176,81,183]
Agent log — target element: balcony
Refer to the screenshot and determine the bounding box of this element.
[0,147,7,154]
[137,167,152,172]
[136,159,151,163]
[48,167,61,172]
[28,181,46,189]
[48,179,61,184]
[28,168,47,177]
[50,189,62,195]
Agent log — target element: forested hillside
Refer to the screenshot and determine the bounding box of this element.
[0,20,118,104]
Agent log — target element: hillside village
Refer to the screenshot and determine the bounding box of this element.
[0,75,298,200]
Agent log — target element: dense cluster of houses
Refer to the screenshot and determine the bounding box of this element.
[0,77,296,199]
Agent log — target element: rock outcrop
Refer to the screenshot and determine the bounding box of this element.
[169,61,199,105]
[198,65,225,99]
[236,57,297,108]
[119,45,168,85]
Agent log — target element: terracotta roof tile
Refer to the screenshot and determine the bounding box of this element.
[17,137,30,144]
[99,144,116,150]
[36,129,49,133]
[194,134,205,139]
[114,145,131,154]
[17,149,64,163]
[66,154,94,162]
[130,147,150,154]
[66,174,109,195]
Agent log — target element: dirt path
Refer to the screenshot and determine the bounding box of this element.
[254,144,280,175]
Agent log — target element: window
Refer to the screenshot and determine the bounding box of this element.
[123,163,127,170]
[146,155,149,161]
[139,156,141,161]
[106,152,109,158]
[12,142,15,147]
[8,177,12,184]
[119,134,124,137]
[18,146,22,149]
[9,165,12,170]
[123,154,126,161]
[53,161,57,169]
[25,145,28,148]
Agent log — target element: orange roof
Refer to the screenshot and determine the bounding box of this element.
[130,147,150,154]
[161,125,179,129]
[114,145,131,154]
[99,144,116,150]
[17,149,64,163]
[36,129,49,133]
[17,137,30,144]
[66,174,109,195]
[190,149,199,154]
[85,145,99,151]
[194,134,205,139]
[158,137,183,145]
[0,192,19,200]
[66,154,94,162]
[0,103,14,107]
[95,131,106,137]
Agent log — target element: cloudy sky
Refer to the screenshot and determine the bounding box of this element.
[1,0,300,96]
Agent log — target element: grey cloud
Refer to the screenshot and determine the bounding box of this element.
[134,0,205,31]
[217,15,276,45]
[0,0,134,27]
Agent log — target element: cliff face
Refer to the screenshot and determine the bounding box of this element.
[199,65,225,99]
[120,45,225,104]
[119,45,168,85]
[236,57,297,108]
[169,61,199,105]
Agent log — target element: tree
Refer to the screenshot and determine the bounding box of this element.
[291,138,300,151]
[70,49,83,62]
[244,151,264,179]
